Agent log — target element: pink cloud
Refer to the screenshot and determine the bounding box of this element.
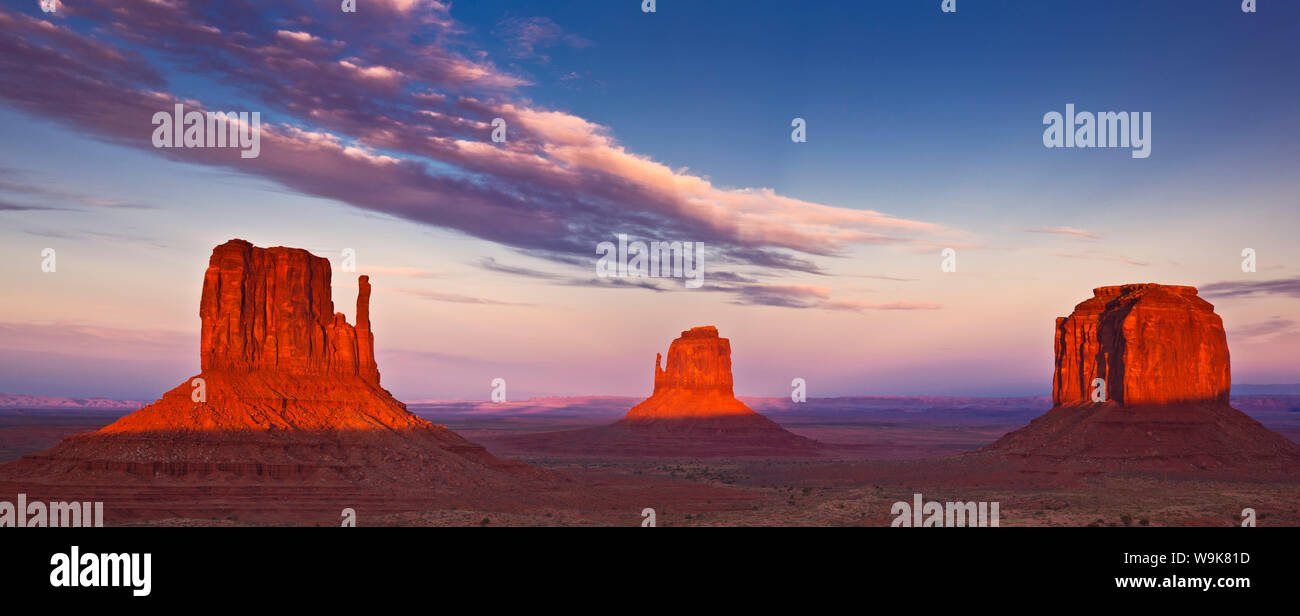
[0,2,960,309]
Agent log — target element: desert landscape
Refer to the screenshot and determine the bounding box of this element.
[1,242,1296,527]
[4,3,1298,606]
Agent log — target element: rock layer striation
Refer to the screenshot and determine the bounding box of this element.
[1,240,538,487]
[984,283,1300,474]
[1052,284,1230,406]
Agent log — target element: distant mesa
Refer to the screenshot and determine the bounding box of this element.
[982,283,1300,474]
[625,326,753,420]
[493,326,818,457]
[0,393,145,411]
[1,239,538,487]
[200,238,380,385]
[1052,284,1229,407]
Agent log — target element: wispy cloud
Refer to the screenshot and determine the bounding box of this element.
[821,299,942,311]
[335,265,440,279]
[477,256,566,280]
[719,283,940,311]
[1201,277,1300,299]
[1027,225,1100,239]
[1047,249,1148,266]
[1229,317,1297,343]
[0,2,960,284]
[563,277,666,292]
[0,321,191,358]
[22,227,170,248]
[475,256,666,291]
[0,168,153,210]
[398,288,531,306]
[494,16,592,62]
[0,200,61,212]
[841,273,918,282]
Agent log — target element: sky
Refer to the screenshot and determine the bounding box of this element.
[0,0,1297,401]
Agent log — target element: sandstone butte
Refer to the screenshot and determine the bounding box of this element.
[0,239,537,485]
[493,326,818,457]
[624,326,753,419]
[1051,284,1230,406]
[983,283,1300,473]
[613,326,818,453]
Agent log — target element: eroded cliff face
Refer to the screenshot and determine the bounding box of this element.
[982,284,1300,474]
[199,239,379,385]
[1052,284,1230,406]
[631,326,752,419]
[2,240,539,486]
[652,326,735,394]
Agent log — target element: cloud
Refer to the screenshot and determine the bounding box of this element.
[0,168,153,210]
[1229,317,1297,343]
[0,321,192,359]
[704,271,760,284]
[726,284,830,308]
[821,299,942,311]
[494,16,592,62]
[1027,225,1100,239]
[563,277,666,292]
[842,273,918,282]
[0,2,960,285]
[22,227,171,248]
[335,265,440,279]
[398,288,531,306]
[477,256,566,280]
[719,284,939,311]
[1200,277,1300,299]
[1047,249,1148,266]
[0,201,61,211]
[476,256,671,292]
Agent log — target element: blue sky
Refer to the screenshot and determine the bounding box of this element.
[456,0,1300,212]
[0,0,1297,400]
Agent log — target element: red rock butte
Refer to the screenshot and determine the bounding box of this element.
[1052,284,1230,407]
[200,238,379,384]
[983,283,1300,474]
[612,326,817,455]
[0,239,537,486]
[626,326,753,419]
[490,326,817,457]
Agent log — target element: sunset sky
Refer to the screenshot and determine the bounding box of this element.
[1,0,1297,401]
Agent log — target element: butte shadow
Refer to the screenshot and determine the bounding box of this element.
[0,240,550,507]
[488,326,819,458]
[966,283,1300,477]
